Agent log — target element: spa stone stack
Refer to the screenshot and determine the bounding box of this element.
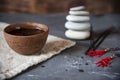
[65,6,91,40]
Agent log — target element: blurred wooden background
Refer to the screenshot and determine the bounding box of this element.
[0,0,120,14]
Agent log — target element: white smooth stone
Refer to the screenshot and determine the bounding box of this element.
[66,15,90,22]
[65,21,90,31]
[65,30,90,39]
[70,6,85,11]
[69,11,89,16]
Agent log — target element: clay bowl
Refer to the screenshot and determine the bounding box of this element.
[3,22,49,55]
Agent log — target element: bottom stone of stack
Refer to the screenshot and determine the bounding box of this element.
[65,30,90,40]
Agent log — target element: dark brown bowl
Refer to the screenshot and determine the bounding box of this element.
[3,22,49,55]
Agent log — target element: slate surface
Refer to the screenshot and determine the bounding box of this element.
[0,13,120,80]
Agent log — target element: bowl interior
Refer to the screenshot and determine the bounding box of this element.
[4,23,48,36]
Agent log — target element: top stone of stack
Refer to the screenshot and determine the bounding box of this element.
[69,6,89,16]
[70,6,85,11]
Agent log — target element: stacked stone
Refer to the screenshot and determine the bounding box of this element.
[65,6,91,40]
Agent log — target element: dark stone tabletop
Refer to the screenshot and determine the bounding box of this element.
[0,13,120,80]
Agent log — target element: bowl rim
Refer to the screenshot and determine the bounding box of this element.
[3,22,49,38]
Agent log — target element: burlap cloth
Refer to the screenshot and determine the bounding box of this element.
[0,22,76,80]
